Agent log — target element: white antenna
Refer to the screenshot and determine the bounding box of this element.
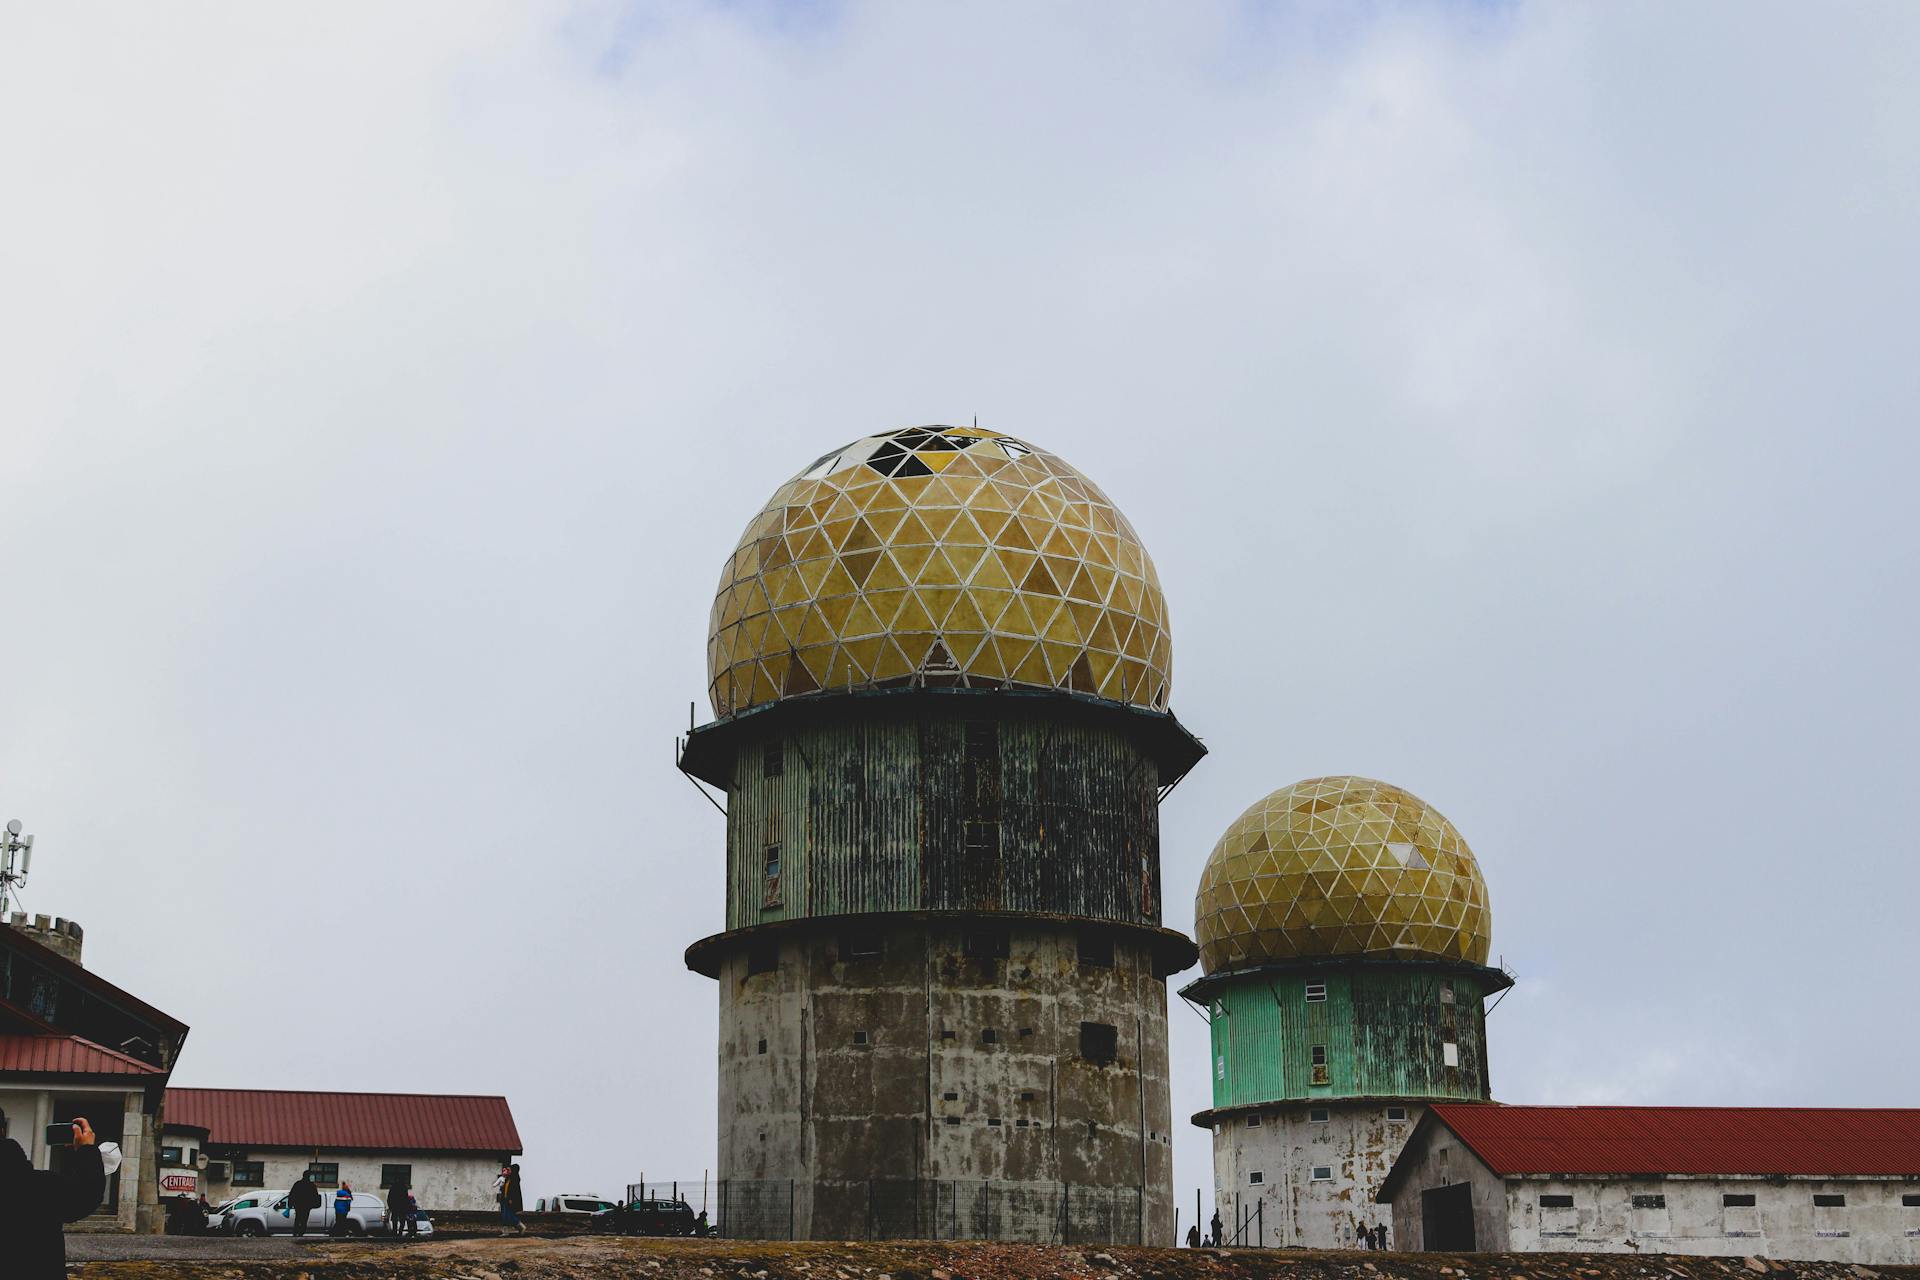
[1,820,34,915]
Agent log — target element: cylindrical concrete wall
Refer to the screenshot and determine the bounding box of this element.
[1209,1101,1420,1248]
[713,918,1176,1242]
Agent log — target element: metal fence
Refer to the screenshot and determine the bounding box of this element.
[628,1179,1143,1244]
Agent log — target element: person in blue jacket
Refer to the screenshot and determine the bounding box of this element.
[333,1182,354,1235]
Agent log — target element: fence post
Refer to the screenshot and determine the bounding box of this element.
[788,1178,795,1241]
[1258,1199,1263,1248]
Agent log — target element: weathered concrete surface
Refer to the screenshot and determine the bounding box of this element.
[64,1234,1920,1280]
[718,920,1175,1241]
[1212,1102,1426,1248]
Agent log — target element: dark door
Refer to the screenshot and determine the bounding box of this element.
[1421,1182,1476,1251]
[52,1098,123,1215]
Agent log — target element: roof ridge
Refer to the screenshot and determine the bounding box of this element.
[166,1086,509,1100]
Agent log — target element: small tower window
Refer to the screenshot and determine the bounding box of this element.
[1304,981,1327,1003]
[756,1038,768,1055]
[1249,1171,1265,1185]
[840,929,883,961]
[1440,980,1454,1005]
[1386,1107,1408,1122]
[852,1030,869,1046]
[1443,1041,1460,1068]
[1245,1114,1261,1128]
[1309,1108,1330,1123]
[981,1027,998,1045]
[1079,1021,1118,1065]
[762,741,784,778]
[1311,1166,1333,1182]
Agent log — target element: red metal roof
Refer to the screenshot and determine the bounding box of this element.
[1428,1103,1920,1177]
[164,1088,521,1155]
[0,1034,167,1076]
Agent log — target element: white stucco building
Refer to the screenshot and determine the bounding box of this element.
[165,1087,521,1212]
[1379,1104,1920,1264]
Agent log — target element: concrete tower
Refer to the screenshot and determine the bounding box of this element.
[1184,776,1510,1248]
[679,425,1203,1243]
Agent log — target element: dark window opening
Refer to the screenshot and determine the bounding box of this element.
[1087,1122,1097,1138]
[762,741,784,778]
[981,1028,997,1044]
[943,1092,959,1101]
[1249,1171,1265,1185]
[1309,1108,1330,1123]
[763,843,781,880]
[945,1116,960,1126]
[756,1038,768,1055]
[159,1146,184,1166]
[1387,1107,1409,1122]
[1632,1194,1666,1210]
[1245,1114,1261,1128]
[1723,1194,1756,1207]
[1310,1044,1327,1066]
[963,927,1010,961]
[1814,1194,1846,1208]
[963,818,1001,859]
[839,929,883,961]
[1903,1194,1920,1207]
[1540,1195,1574,1208]
[1080,1021,1118,1065]
[307,1163,340,1188]
[747,945,778,975]
[1304,981,1326,1003]
[1077,932,1114,968]
[852,1030,869,1045]
[380,1164,413,1189]
[1020,1091,1036,1102]
[987,1117,1002,1127]
[233,1161,265,1187]
[939,1028,955,1040]
[1016,1119,1029,1128]
[1017,1026,1033,1038]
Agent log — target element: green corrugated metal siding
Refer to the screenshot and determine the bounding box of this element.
[1207,966,1494,1109]
[724,704,1161,932]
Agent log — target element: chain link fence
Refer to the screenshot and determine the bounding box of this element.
[627,1179,1143,1243]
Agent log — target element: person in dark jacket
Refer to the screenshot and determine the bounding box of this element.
[289,1173,322,1237]
[386,1173,412,1237]
[497,1161,525,1234]
[0,1108,105,1280]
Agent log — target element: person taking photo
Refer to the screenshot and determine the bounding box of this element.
[0,1109,105,1279]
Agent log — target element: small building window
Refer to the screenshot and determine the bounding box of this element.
[1077,932,1114,968]
[1311,1166,1333,1182]
[1386,1107,1408,1122]
[1814,1194,1846,1207]
[943,1091,959,1101]
[307,1163,340,1188]
[1311,1045,1327,1066]
[1442,1041,1460,1068]
[1440,981,1455,1005]
[940,1028,955,1039]
[756,1037,768,1054]
[1021,1090,1036,1102]
[1249,1171,1265,1185]
[748,944,778,975]
[987,1117,1002,1127]
[159,1146,184,1166]
[232,1161,265,1187]
[763,842,781,880]
[1309,1108,1330,1123]
[762,741,784,778]
[1631,1194,1666,1210]
[945,1116,960,1126]
[1304,981,1327,1003]
[1080,1021,1119,1065]
[840,929,883,961]
[1723,1193,1756,1207]
[1540,1194,1575,1208]
[1245,1114,1261,1128]
[1016,1118,1029,1128]
[981,1028,998,1045]
[852,1030,869,1045]
[380,1164,413,1189]
[1087,1122,1098,1138]
[1904,1193,1920,1207]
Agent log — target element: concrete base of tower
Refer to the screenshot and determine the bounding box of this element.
[703,916,1178,1244]
[1200,1100,1425,1249]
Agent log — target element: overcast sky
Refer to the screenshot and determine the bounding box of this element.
[2,2,1915,1216]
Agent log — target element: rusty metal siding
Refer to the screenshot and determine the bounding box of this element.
[1209,968,1495,1109]
[723,703,1161,932]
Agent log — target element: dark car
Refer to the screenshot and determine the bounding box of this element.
[590,1197,700,1236]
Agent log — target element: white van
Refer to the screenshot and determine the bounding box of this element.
[543,1192,619,1214]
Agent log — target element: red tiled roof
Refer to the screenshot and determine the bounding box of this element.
[164,1088,521,1155]
[1428,1103,1920,1177]
[0,1034,167,1076]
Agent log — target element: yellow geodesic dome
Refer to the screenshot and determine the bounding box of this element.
[1194,776,1491,974]
[706,426,1172,718]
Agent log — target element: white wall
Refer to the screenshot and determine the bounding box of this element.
[1504,1176,1920,1265]
[204,1152,508,1212]
[1211,1101,1422,1248]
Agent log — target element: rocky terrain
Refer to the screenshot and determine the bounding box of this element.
[67,1235,1920,1280]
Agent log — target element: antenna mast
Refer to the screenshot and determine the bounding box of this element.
[0,819,34,916]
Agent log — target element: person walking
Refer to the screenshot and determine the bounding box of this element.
[386,1173,412,1237]
[332,1182,354,1235]
[503,1162,525,1234]
[1209,1209,1222,1247]
[1186,1222,1201,1248]
[289,1172,321,1238]
[0,1109,105,1280]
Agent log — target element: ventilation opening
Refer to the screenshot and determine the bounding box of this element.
[1080,1021,1118,1065]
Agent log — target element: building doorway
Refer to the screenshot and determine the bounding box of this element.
[1420,1182,1476,1251]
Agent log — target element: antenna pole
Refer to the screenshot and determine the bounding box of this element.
[0,820,33,917]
